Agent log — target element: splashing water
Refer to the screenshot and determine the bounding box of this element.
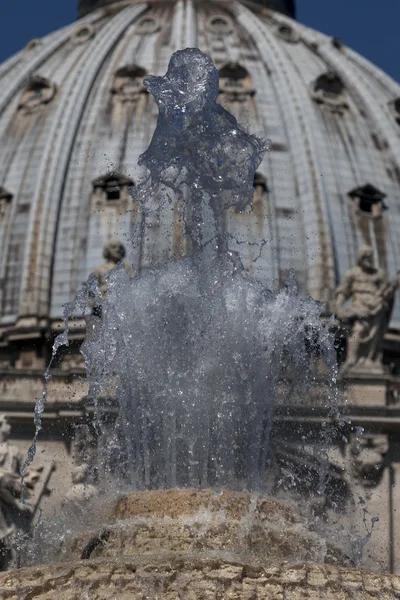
[26,49,340,497]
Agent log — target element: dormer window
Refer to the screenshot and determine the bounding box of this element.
[0,187,13,224]
[348,183,387,217]
[72,24,95,45]
[92,173,134,210]
[311,72,348,113]
[276,24,299,43]
[331,37,344,50]
[219,63,255,102]
[135,16,160,34]
[18,75,56,114]
[112,65,148,104]
[389,98,400,126]
[253,172,268,193]
[348,183,388,269]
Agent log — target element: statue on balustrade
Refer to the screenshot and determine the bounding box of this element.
[334,245,400,375]
[0,415,54,570]
[92,238,132,297]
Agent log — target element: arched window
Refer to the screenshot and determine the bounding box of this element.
[0,187,12,224]
[111,65,148,104]
[311,72,348,113]
[18,75,56,114]
[92,172,134,209]
[219,63,255,103]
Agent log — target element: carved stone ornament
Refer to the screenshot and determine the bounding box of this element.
[0,188,12,223]
[71,23,95,45]
[18,75,57,114]
[219,63,255,103]
[24,39,41,53]
[311,71,349,114]
[276,23,299,43]
[111,65,148,103]
[350,434,388,488]
[0,414,54,569]
[206,14,234,35]
[334,245,399,375]
[135,15,161,35]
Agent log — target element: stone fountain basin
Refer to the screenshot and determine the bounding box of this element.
[64,489,334,564]
[1,555,400,599]
[1,490,400,598]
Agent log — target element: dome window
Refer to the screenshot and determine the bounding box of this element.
[92,173,134,209]
[18,75,57,114]
[71,24,95,45]
[206,15,234,35]
[135,16,160,35]
[389,98,400,126]
[276,24,299,43]
[348,183,387,217]
[219,63,255,102]
[112,65,148,103]
[332,37,344,50]
[311,72,348,113]
[348,183,388,269]
[0,187,12,224]
[253,172,268,192]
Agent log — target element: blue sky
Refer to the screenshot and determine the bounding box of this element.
[0,0,399,83]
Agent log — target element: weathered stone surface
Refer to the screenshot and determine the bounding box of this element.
[2,490,400,597]
[2,555,400,599]
[64,490,333,566]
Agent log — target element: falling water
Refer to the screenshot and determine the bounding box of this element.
[27,49,340,496]
[77,49,339,493]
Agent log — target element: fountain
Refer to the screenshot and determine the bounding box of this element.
[1,48,400,598]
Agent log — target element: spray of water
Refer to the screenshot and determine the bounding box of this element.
[26,48,339,497]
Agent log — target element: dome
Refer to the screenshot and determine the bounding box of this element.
[1,0,400,343]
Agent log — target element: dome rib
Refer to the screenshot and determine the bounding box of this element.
[0,17,97,117]
[18,4,147,320]
[234,1,336,300]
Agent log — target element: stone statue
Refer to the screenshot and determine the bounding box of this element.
[0,415,45,569]
[64,464,97,511]
[92,238,132,297]
[335,246,400,374]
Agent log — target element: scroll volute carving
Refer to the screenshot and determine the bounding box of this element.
[18,75,57,114]
[111,65,148,105]
[219,63,255,103]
